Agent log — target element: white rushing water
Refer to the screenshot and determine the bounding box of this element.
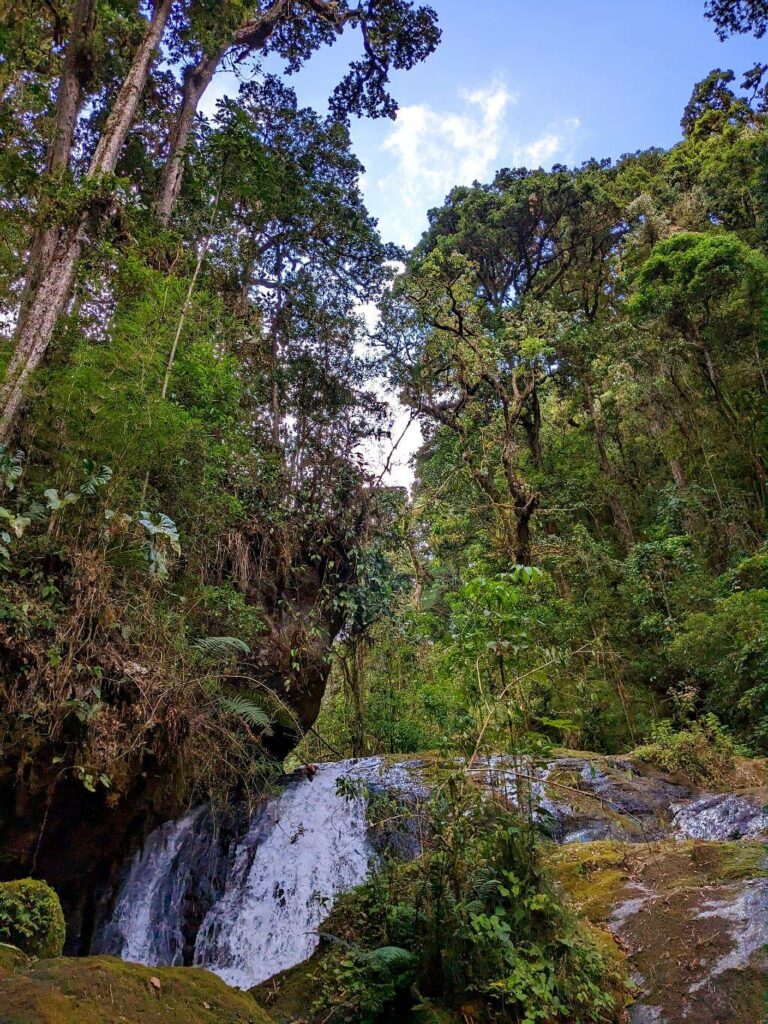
[193,758,381,987]
[96,806,207,966]
[101,758,401,989]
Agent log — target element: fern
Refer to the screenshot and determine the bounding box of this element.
[218,695,273,735]
[192,635,251,656]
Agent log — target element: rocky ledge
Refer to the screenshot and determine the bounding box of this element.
[548,839,767,1024]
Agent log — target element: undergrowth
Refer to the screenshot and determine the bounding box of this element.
[309,772,628,1023]
[631,714,737,785]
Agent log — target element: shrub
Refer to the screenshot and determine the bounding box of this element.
[632,714,736,784]
[669,589,768,751]
[0,879,66,958]
[313,771,629,1023]
[317,944,419,1023]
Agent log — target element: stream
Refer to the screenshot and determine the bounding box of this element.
[93,754,768,995]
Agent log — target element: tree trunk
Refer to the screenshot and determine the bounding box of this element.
[341,646,367,757]
[12,0,94,370]
[0,0,173,442]
[668,456,686,490]
[153,48,223,226]
[521,389,542,467]
[47,0,95,173]
[0,225,84,438]
[514,494,535,566]
[87,0,173,173]
[152,0,314,225]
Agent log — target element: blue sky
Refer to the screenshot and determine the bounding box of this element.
[202,0,764,248]
[200,0,765,484]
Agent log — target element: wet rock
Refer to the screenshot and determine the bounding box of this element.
[689,877,768,992]
[489,754,692,843]
[549,838,768,1024]
[672,791,768,840]
[489,752,768,846]
[367,760,429,861]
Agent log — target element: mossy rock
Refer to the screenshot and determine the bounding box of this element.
[546,840,630,922]
[0,880,65,959]
[251,952,324,1023]
[547,838,767,923]
[0,945,31,977]
[548,839,768,1024]
[0,954,274,1024]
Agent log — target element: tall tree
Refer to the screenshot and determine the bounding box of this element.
[0,0,439,440]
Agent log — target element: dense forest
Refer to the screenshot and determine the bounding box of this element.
[0,2,765,1023]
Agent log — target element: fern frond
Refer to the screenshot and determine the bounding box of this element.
[218,695,273,735]
[192,635,251,657]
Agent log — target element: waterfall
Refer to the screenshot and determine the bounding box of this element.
[98,757,412,989]
[94,807,211,966]
[194,759,381,988]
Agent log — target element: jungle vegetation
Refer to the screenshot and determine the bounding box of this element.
[0,1,765,1018]
[0,0,765,812]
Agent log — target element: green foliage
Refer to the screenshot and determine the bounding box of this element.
[192,635,251,657]
[0,879,65,959]
[316,943,418,1023]
[632,714,737,784]
[217,695,273,735]
[313,774,628,1023]
[630,231,766,328]
[669,587,768,749]
[351,72,767,762]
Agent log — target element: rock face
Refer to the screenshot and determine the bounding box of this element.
[502,753,767,1023]
[670,791,768,840]
[549,840,768,1024]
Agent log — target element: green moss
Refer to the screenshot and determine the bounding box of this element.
[646,838,768,891]
[549,839,768,926]
[546,841,630,922]
[0,880,65,959]
[0,954,274,1024]
[251,952,324,1023]
[548,838,768,1024]
[0,944,30,976]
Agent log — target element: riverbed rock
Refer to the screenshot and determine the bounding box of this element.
[487,752,767,844]
[0,953,274,1024]
[548,838,768,1024]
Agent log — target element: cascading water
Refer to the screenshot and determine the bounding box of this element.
[99,758,417,989]
[93,804,230,966]
[94,807,204,965]
[194,759,382,987]
[99,751,765,994]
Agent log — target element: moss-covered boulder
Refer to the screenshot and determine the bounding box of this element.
[0,880,65,959]
[548,839,768,1024]
[0,954,274,1024]
[0,945,30,977]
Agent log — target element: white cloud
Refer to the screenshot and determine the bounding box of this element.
[369,82,581,246]
[379,81,515,221]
